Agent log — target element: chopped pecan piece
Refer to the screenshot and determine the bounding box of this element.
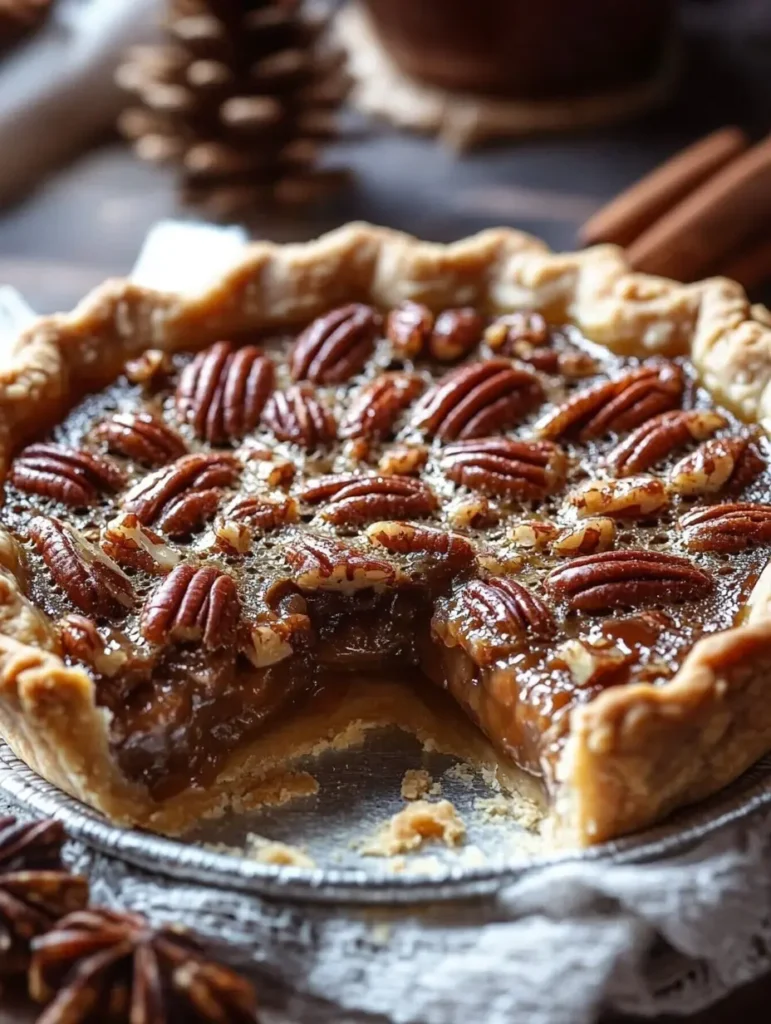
[141,564,240,649]
[215,493,299,553]
[59,614,131,677]
[668,436,765,496]
[28,516,135,618]
[510,519,559,550]
[124,348,173,387]
[553,518,616,556]
[239,443,296,487]
[485,314,598,377]
[567,476,668,519]
[546,549,713,611]
[122,452,240,538]
[365,520,475,567]
[10,444,125,507]
[262,384,336,449]
[440,437,566,499]
[378,443,428,476]
[446,495,498,530]
[102,512,181,573]
[555,638,635,688]
[92,412,187,467]
[485,312,550,353]
[606,409,727,476]
[429,308,484,362]
[243,582,314,668]
[339,372,424,440]
[412,359,543,440]
[176,340,274,444]
[285,533,398,593]
[386,300,433,358]
[289,303,380,384]
[300,474,438,526]
[679,503,771,552]
[535,363,683,441]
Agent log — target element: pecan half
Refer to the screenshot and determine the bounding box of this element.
[535,363,683,441]
[553,518,616,556]
[59,614,131,677]
[546,549,713,611]
[289,303,380,384]
[262,384,337,449]
[141,564,240,649]
[678,503,771,552]
[122,452,239,537]
[215,493,299,553]
[411,359,543,440]
[92,412,187,467]
[567,476,668,519]
[285,533,398,593]
[429,308,484,362]
[102,513,181,573]
[668,436,765,496]
[28,516,135,618]
[10,444,125,507]
[243,581,314,668]
[365,520,475,567]
[440,437,566,499]
[378,443,428,476]
[606,409,727,476]
[386,301,433,358]
[300,474,438,526]
[175,341,274,444]
[339,372,424,440]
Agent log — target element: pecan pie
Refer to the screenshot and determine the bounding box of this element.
[3,224,771,848]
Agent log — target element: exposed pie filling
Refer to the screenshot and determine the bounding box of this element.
[3,304,771,802]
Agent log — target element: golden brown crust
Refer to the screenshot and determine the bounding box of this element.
[1,221,771,845]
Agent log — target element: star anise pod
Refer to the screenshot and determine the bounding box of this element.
[30,907,259,1023]
[0,817,88,977]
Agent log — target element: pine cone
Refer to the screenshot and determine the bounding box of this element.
[30,907,260,1022]
[0,816,88,977]
[117,0,350,219]
[0,0,53,53]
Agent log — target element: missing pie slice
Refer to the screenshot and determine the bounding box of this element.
[2,223,771,847]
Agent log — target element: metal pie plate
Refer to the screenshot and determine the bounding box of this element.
[2,733,771,904]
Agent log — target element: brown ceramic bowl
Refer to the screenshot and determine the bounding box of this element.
[361,0,676,99]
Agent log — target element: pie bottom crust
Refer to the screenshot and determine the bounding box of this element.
[2,223,771,847]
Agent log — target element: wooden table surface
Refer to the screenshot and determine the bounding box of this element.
[1,3,770,1021]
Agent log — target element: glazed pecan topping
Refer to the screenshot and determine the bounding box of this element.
[122,452,239,537]
[141,564,240,649]
[678,503,771,552]
[215,493,299,553]
[536,363,683,441]
[262,384,336,449]
[553,518,616,556]
[10,444,125,507]
[412,359,543,440]
[606,409,727,476]
[385,300,433,358]
[101,513,181,574]
[567,476,668,519]
[546,550,713,611]
[339,372,424,440]
[365,520,475,567]
[289,303,380,384]
[28,516,135,618]
[440,437,566,499]
[668,436,765,496]
[378,443,428,477]
[429,308,484,362]
[92,412,187,467]
[285,533,398,593]
[175,340,274,444]
[300,474,438,526]
[59,614,131,677]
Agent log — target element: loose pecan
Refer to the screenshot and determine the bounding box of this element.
[606,409,727,476]
[668,436,765,496]
[339,372,424,440]
[429,308,484,362]
[546,549,713,611]
[567,476,668,519]
[102,513,181,574]
[285,533,398,593]
[378,443,428,476]
[141,563,240,648]
[289,303,380,384]
[510,520,559,550]
[261,384,336,449]
[28,516,135,618]
[412,359,543,440]
[386,300,433,358]
[92,412,187,467]
[440,437,566,499]
[59,614,131,677]
[10,444,125,507]
[300,474,438,526]
[122,452,239,537]
[215,493,299,553]
[176,340,274,444]
[535,363,683,441]
[553,518,616,556]
[678,503,771,552]
[365,520,475,567]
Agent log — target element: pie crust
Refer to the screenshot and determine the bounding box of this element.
[2,222,771,847]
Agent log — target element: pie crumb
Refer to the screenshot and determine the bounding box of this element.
[443,762,476,787]
[401,768,440,800]
[245,834,316,869]
[361,799,466,856]
[234,771,319,812]
[475,793,543,832]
